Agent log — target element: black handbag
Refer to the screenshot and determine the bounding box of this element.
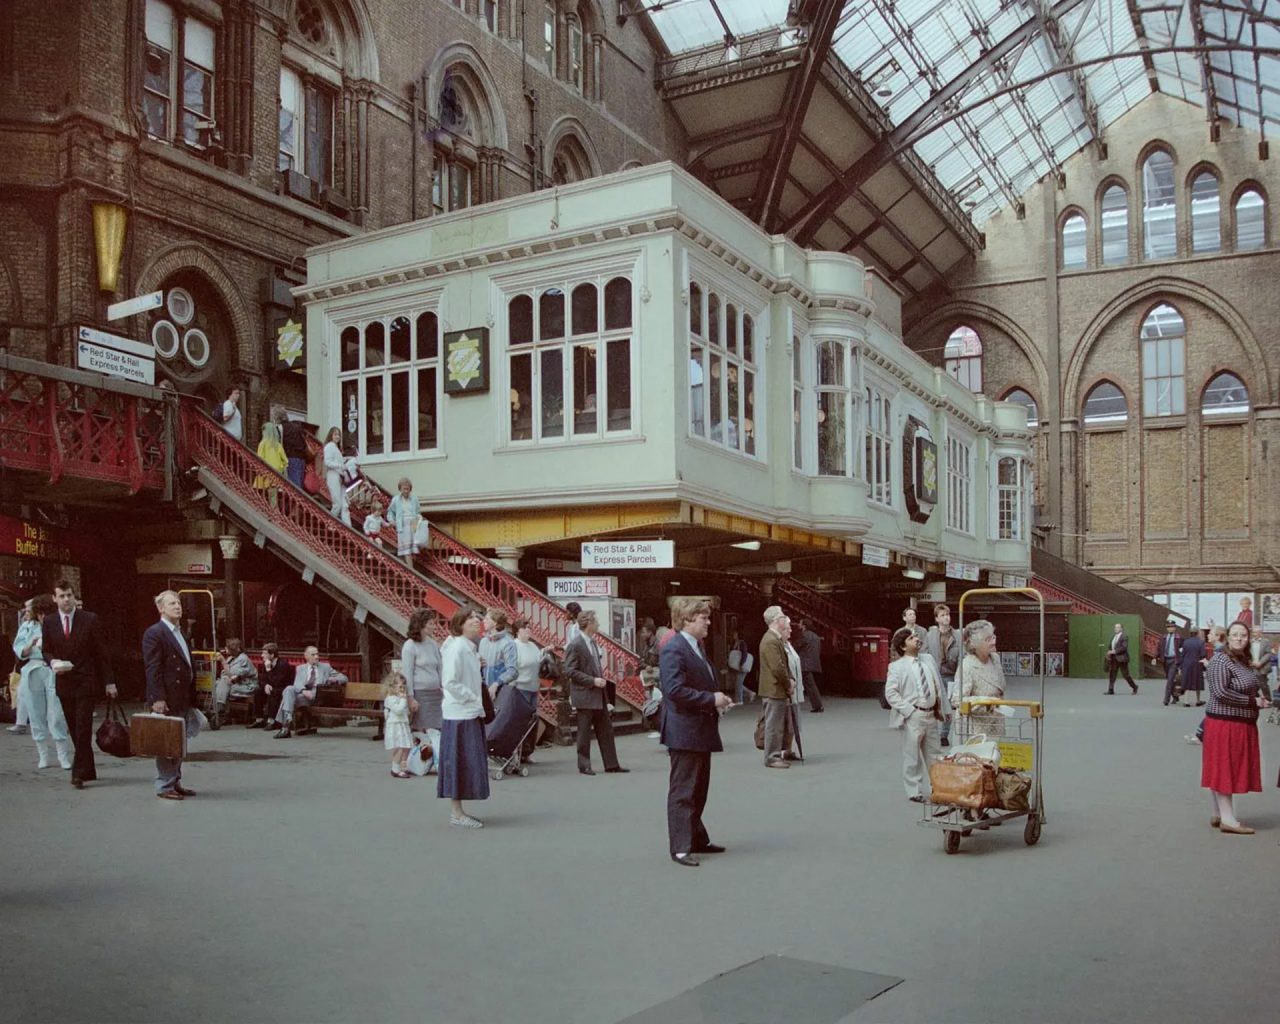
[95,699,133,758]
[481,683,496,725]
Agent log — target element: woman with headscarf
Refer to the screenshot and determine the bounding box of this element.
[253,421,287,508]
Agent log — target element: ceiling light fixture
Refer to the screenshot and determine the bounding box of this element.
[732,540,762,551]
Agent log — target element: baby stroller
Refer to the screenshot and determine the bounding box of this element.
[487,685,539,780]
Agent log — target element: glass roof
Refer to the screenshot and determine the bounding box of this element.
[643,0,1279,226]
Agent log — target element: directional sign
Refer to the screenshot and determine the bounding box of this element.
[76,325,155,385]
[107,291,163,321]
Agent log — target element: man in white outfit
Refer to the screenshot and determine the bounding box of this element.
[884,625,946,803]
[219,386,243,441]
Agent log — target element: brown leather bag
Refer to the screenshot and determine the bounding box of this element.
[928,753,999,809]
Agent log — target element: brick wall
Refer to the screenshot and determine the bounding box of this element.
[904,92,1280,595]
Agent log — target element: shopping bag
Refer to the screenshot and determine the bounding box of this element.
[95,700,133,758]
[955,733,1001,767]
[928,753,999,809]
[412,518,430,550]
[407,729,438,776]
[129,713,187,759]
[995,767,1032,811]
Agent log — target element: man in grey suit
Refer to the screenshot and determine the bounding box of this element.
[564,611,627,775]
[273,646,347,737]
[1105,623,1139,694]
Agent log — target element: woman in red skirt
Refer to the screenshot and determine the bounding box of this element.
[1201,620,1270,834]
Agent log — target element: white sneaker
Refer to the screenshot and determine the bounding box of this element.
[1184,734,1201,744]
[37,759,53,770]
[7,724,28,734]
[647,731,660,739]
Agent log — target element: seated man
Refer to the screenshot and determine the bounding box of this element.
[273,646,348,738]
[213,638,257,725]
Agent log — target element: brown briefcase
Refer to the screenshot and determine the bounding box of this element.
[130,713,186,760]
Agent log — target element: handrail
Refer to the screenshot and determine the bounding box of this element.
[774,576,857,630]
[1031,574,1164,661]
[182,407,458,629]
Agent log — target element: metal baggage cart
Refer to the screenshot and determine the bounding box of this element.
[919,587,1046,853]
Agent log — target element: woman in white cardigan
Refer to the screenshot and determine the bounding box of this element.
[438,608,489,827]
[321,427,350,527]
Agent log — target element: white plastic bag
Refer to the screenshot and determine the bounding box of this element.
[954,733,1001,766]
[407,728,439,776]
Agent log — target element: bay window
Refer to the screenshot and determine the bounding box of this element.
[946,435,973,533]
[864,385,893,505]
[687,280,758,456]
[996,456,1031,541]
[816,339,848,476]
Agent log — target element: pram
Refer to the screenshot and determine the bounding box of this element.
[487,684,539,780]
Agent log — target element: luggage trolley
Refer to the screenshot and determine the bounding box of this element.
[919,586,1047,854]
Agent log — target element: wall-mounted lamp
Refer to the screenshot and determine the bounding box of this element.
[732,540,762,551]
[92,202,128,293]
[902,567,926,581]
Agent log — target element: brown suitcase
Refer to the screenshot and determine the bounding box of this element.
[928,753,999,809]
[130,713,186,759]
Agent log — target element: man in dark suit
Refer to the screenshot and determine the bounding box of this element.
[1104,623,1139,694]
[659,597,732,866]
[791,617,825,713]
[41,579,115,788]
[565,611,627,775]
[142,590,197,799]
[1155,620,1183,706]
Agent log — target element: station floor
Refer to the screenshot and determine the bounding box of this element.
[2,677,1277,1024]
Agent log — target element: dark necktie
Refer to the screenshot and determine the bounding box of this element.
[62,614,71,637]
[308,666,317,688]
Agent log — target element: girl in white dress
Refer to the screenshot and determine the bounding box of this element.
[384,672,414,778]
[384,476,425,563]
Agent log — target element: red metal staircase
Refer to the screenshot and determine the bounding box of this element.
[773,576,856,654]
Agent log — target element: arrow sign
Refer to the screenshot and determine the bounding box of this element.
[107,290,163,321]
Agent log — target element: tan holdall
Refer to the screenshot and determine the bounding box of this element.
[130,713,187,760]
[928,752,999,809]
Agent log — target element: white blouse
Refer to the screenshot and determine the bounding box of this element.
[514,638,542,692]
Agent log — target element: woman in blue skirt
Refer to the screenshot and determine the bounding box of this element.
[439,607,489,827]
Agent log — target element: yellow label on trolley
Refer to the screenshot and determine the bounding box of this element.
[998,740,1034,772]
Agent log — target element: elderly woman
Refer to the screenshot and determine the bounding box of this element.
[402,609,443,736]
[12,595,70,769]
[1202,620,1269,834]
[958,619,1005,738]
[213,638,257,726]
[438,608,489,828]
[385,476,426,563]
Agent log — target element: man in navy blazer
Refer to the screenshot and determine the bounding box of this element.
[1155,620,1184,706]
[42,579,115,788]
[659,597,732,866]
[142,590,197,799]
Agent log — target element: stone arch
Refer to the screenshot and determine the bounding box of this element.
[905,299,1050,403]
[283,0,380,80]
[618,159,643,172]
[545,115,600,183]
[1063,276,1274,412]
[135,242,255,362]
[424,43,509,150]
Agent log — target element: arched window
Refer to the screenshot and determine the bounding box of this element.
[996,456,1031,541]
[543,1,557,72]
[1083,381,1128,425]
[1101,184,1129,265]
[1202,372,1249,417]
[567,14,584,92]
[1061,213,1087,269]
[1235,189,1266,251]
[943,325,982,393]
[1002,388,1039,427]
[1190,172,1221,254]
[1140,303,1186,417]
[687,281,758,456]
[550,132,594,184]
[1142,150,1176,260]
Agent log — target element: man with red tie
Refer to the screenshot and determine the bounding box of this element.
[272,645,347,737]
[41,580,115,788]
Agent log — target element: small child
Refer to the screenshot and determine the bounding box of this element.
[384,672,413,778]
[363,499,385,548]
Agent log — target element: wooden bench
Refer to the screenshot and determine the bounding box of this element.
[294,681,388,739]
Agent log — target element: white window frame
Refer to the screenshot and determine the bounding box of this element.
[544,1,557,73]
[1140,304,1186,418]
[567,15,584,92]
[686,263,765,461]
[946,434,974,535]
[1142,151,1177,260]
[334,306,445,463]
[143,0,216,148]
[278,60,338,187]
[864,382,894,507]
[500,261,640,449]
[791,325,808,473]
[994,455,1031,542]
[815,337,851,477]
[482,0,498,32]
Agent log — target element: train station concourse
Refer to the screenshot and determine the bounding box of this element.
[1,0,1279,1021]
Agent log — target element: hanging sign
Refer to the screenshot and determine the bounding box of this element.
[107,291,163,321]
[76,325,155,385]
[547,576,620,598]
[443,328,490,394]
[861,544,891,568]
[581,540,673,569]
[275,318,305,370]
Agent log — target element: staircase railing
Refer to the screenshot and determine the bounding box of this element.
[774,576,856,653]
[1031,574,1163,660]
[182,407,458,629]
[300,438,644,709]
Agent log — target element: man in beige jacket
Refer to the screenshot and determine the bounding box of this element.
[757,606,794,768]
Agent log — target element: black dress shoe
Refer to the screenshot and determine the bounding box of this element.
[605,766,630,773]
[273,727,291,738]
[579,767,596,775]
[940,737,950,747]
[695,843,726,854]
[1104,690,1115,695]
[671,853,700,867]
[908,794,924,803]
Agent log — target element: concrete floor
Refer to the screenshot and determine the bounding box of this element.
[2,678,1277,1023]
